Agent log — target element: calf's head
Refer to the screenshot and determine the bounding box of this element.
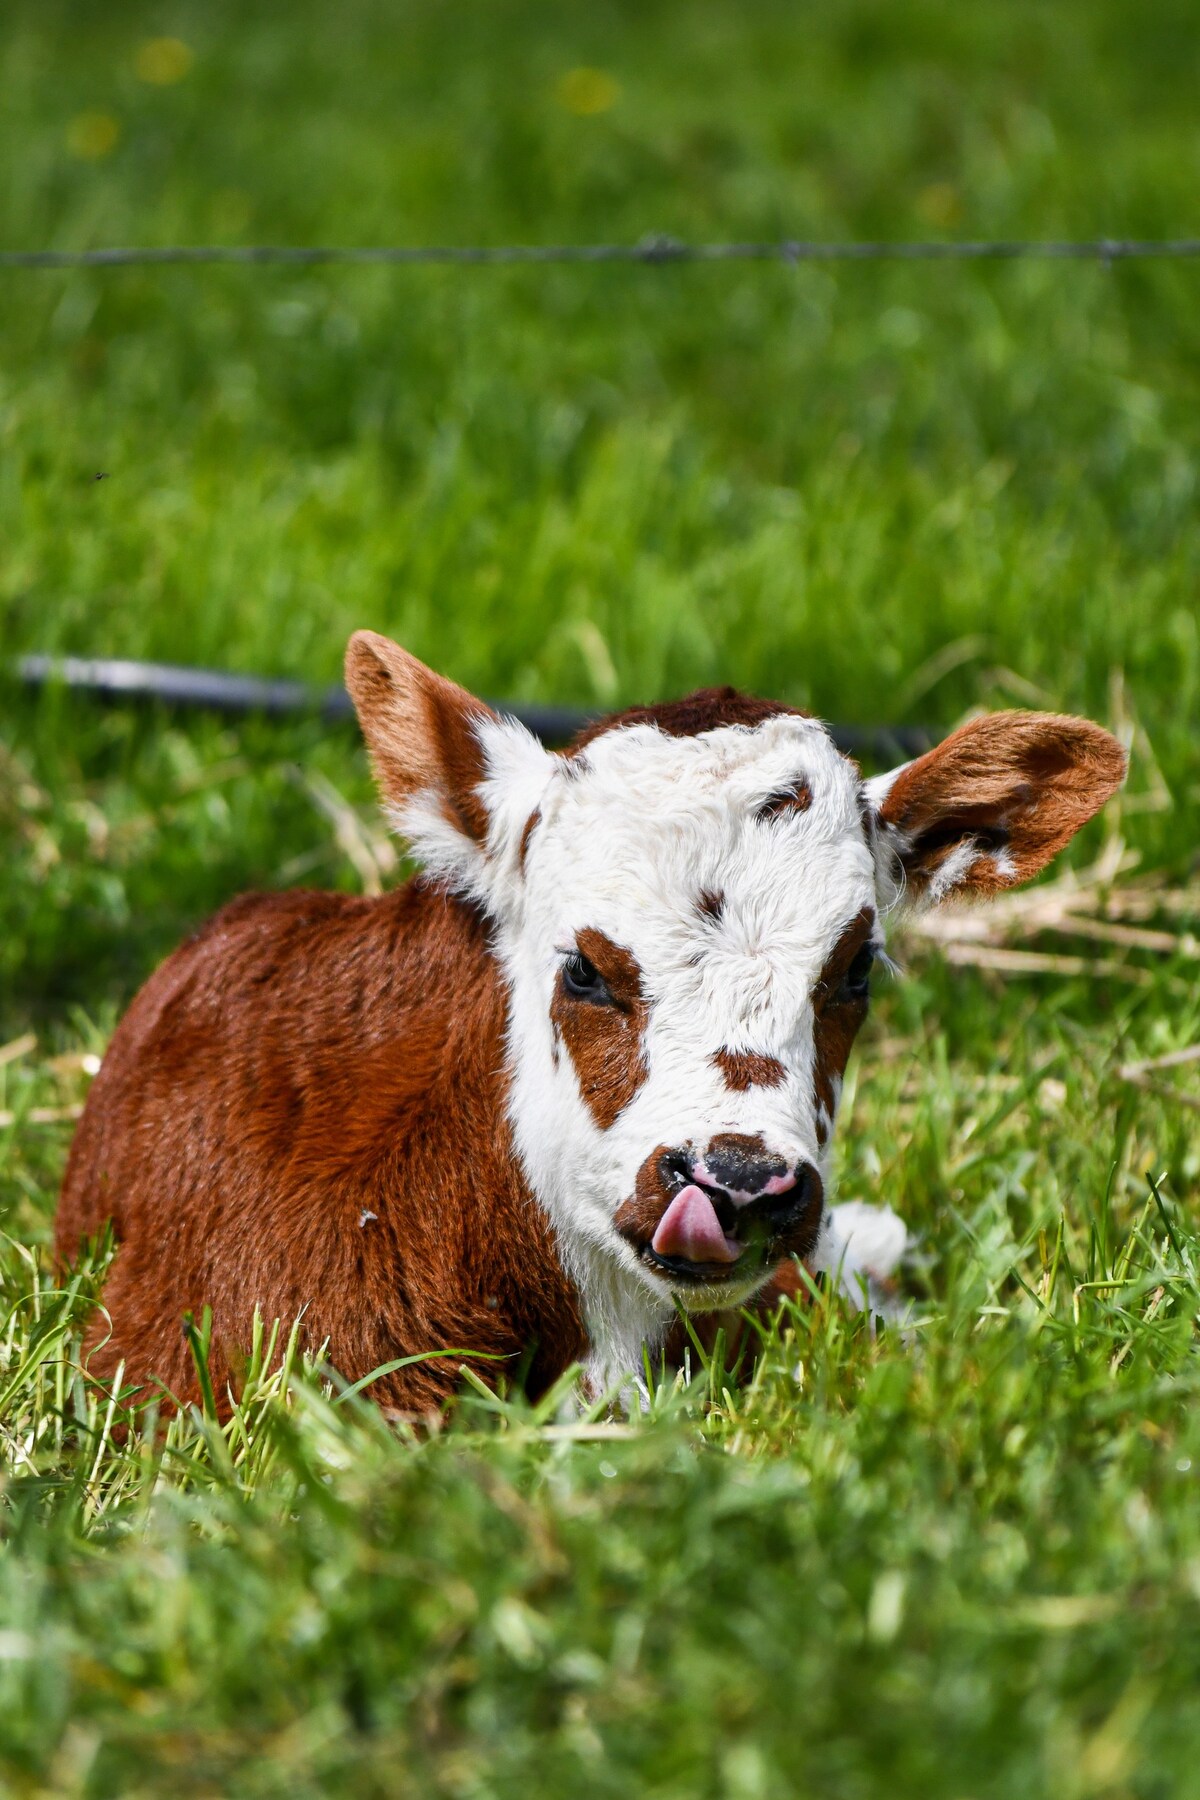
[346,632,1125,1325]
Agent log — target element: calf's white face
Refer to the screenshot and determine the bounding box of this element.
[345,631,1126,1376]
[500,706,880,1327]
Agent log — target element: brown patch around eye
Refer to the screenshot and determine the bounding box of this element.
[812,906,875,1129]
[757,779,812,823]
[712,1048,786,1092]
[550,927,648,1130]
[696,889,726,924]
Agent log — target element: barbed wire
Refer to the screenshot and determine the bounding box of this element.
[3,236,1200,272]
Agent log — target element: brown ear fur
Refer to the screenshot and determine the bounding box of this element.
[877,711,1126,900]
[344,632,497,843]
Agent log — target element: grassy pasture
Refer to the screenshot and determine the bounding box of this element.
[2,0,1199,1792]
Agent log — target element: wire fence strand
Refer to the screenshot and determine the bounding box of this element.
[3,236,1200,272]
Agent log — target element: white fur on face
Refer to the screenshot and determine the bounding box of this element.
[410,712,882,1391]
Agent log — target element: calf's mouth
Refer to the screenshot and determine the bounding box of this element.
[642,1177,747,1284]
[614,1153,821,1288]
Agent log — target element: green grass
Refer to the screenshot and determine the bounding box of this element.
[5,1000,1200,1797]
[2,0,1199,1792]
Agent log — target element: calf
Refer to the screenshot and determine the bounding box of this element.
[56,633,1125,1411]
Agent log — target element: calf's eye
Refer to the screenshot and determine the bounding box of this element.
[837,943,876,1004]
[561,952,615,1005]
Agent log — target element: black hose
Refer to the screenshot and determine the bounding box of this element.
[14,654,932,760]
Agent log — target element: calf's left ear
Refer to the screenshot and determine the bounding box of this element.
[865,711,1126,904]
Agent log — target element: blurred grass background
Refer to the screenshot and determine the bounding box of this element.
[2,1,1200,1793]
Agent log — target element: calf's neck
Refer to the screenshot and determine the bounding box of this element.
[56,633,1126,1410]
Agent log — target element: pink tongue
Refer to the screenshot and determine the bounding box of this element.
[651,1185,741,1266]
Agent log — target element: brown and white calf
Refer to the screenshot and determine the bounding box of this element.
[56,632,1125,1411]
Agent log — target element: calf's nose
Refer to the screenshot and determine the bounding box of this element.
[694,1133,796,1203]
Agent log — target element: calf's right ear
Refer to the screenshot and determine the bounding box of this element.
[344,632,556,891]
[864,710,1127,905]
[345,631,499,843]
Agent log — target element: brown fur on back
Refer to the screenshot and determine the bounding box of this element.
[56,881,586,1414]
